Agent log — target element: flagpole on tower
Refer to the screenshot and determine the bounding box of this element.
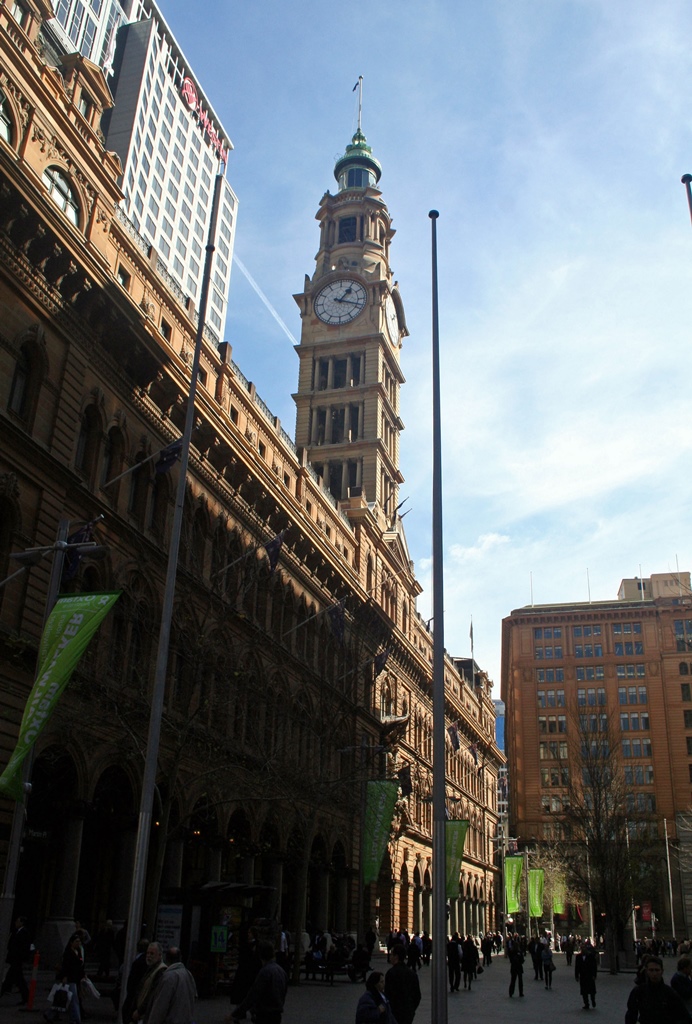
[353,76,363,132]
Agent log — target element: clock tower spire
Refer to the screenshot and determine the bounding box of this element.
[292,125,407,516]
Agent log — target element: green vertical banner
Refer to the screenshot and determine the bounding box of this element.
[505,856,523,914]
[445,819,469,899]
[0,592,120,800]
[362,780,398,885]
[529,868,544,918]
[553,878,566,916]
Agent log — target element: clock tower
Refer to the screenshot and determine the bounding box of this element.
[292,127,407,514]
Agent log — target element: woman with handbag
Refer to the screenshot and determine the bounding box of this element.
[61,934,85,1023]
[541,942,556,990]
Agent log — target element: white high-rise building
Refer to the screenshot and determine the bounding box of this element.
[44,0,237,343]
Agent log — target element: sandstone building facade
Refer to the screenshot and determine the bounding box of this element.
[0,0,502,962]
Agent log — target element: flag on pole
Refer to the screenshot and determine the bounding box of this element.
[552,878,566,916]
[61,521,96,585]
[529,869,544,918]
[374,650,389,677]
[505,856,523,914]
[352,81,359,91]
[155,437,183,474]
[469,742,478,765]
[362,780,398,885]
[445,819,469,898]
[327,602,345,644]
[397,764,412,797]
[264,532,284,573]
[0,592,121,800]
[447,722,460,751]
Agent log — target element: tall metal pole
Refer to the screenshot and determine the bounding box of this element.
[664,818,676,939]
[122,172,224,976]
[429,210,447,1024]
[682,175,692,226]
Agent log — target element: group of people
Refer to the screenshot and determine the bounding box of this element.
[356,944,420,1024]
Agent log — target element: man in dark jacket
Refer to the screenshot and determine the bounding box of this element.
[625,957,691,1023]
[1,917,32,1005]
[574,939,598,1009]
[232,941,287,1024]
[508,943,524,998]
[385,944,421,1024]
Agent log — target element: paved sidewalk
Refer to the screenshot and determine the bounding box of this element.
[0,952,643,1024]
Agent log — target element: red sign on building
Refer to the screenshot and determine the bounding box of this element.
[180,77,227,165]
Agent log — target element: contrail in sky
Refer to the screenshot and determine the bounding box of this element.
[232,254,297,344]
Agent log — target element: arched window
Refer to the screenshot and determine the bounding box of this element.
[0,91,12,144]
[102,426,125,502]
[42,166,80,226]
[366,555,373,594]
[149,473,170,541]
[75,405,101,485]
[8,341,42,426]
[128,454,150,528]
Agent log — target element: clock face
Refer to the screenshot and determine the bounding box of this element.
[314,279,367,325]
[385,293,399,345]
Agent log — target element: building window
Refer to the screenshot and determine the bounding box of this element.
[338,216,357,243]
[117,265,131,290]
[682,683,692,702]
[42,166,80,226]
[675,620,692,652]
[685,710,692,729]
[0,91,12,144]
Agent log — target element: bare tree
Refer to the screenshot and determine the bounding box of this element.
[554,709,660,972]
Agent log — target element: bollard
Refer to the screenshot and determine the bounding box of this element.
[25,949,40,1010]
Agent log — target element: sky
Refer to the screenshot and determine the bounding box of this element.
[159,0,692,689]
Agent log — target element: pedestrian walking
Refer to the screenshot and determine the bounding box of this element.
[145,948,196,1024]
[508,944,524,998]
[542,941,555,989]
[355,971,397,1024]
[0,916,32,1006]
[460,936,478,991]
[231,941,287,1024]
[384,944,420,1024]
[671,956,692,1009]
[625,956,691,1023]
[60,933,85,1024]
[128,942,166,1024]
[575,939,598,1009]
[446,934,461,993]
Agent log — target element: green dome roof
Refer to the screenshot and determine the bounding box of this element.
[333,129,382,185]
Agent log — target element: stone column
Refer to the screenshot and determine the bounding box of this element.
[40,805,86,962]
[269,860,283,921]
[334,874,348,933]
[414,887,423,933]
[318,868,330,930]
[327,358,334,390]
[207,844,222,882]
[161,836,184,890]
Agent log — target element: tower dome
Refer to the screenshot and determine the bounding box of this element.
[333,129,382,191]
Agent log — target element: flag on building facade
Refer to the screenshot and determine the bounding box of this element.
[397,764,412,797]
[155,437,183,474]
[505,856,523,914]
[447,722,460,751]
[264,532,284,573]
[0,592,121,800]
[61,520,97,584]
[374,649,389,677]
[362,780,398,885]
[327,601,345,644]
[445,819,469,898]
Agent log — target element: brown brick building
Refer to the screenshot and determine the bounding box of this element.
[501,572,692,937]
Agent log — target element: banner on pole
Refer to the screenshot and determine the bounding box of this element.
[553,878,566,916]
[445,819,469,899]
[0,592,120,800]
[362,780,398,885]
[505,855,523,914]
[529,868,544,918]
